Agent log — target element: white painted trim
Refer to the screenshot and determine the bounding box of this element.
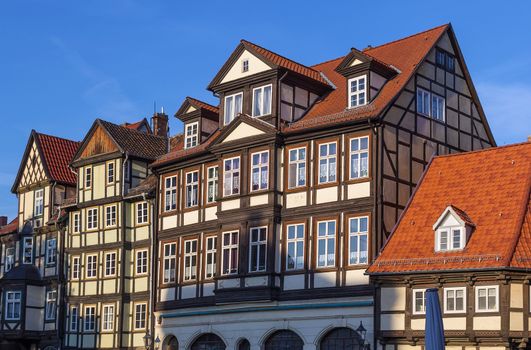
[252,84,273,117]
[475,285,499,313]
[443,286,467,314]
[347,74,367,109]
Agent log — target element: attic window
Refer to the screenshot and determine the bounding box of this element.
[242,59,249,73]
[436,226,464,251]
[348,75,367,108]
[433,206,473,252]
[436,49,455,72]
[185,122,198,149]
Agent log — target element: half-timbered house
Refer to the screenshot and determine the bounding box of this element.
[63,117,168,349]
[150,24,496,350]
[367,142,531,350]
[0,130,79,350]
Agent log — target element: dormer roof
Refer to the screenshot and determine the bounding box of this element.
[122,118,152,134]
[175,97,219,122]
[432,205,475,230]
[334,47,398,79]
[368,142,531,274]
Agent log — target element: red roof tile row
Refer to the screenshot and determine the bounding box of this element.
[36,132,80,185]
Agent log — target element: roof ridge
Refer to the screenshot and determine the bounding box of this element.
[363,23,449,53]
[433,141,531,160]
[241,39,322,75]
[310,55,345,69]
[99,118,167,140]
[35,131,79,144]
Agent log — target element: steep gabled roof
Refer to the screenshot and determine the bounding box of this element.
[368,142,531,275]
[11,130,79,192]
[73,119,168,164]
[285,24,449,132]
[208,39,331,90]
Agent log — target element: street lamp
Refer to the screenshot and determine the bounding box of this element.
[154,335,161,350]
[143,331,152,350]
[356,321,370,350]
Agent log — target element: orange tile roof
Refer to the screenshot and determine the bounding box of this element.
[368,142,531,274]
[122,118,151,133]
[36,132,80,185]
[186,97,219,114]
[284,24,449,132]
[241,40,330,86]
[0,218,18,235]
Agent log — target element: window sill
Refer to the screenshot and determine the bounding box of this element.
[314,181,339,189]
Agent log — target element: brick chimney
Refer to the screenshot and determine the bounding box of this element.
[152,111,169,138]
[0,216,7,227]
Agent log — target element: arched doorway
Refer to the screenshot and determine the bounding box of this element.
[264,330,303,350]
[237,339,250,350]
[163,335,179,350]
[190,333,226,350]
[319,327,363,350]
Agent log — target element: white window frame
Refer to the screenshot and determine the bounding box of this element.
[412,289,427,315]
[417,87,431,116]
[136,202,148,225]
[105,205,117,228]
[316,220,336,268]
[5,247,15,272]
[46,237,57,265]
[136,249,148,275]
[134,303,147,330]
[318,142,337,184]
[349,136,369,180]
[436,226,464,252]
[221,231,239,275]
[205,236,217,279]
[23,237,33,264]
[107,162,115,184]
[72,212,80,233]
[288,147,306,189]
[84,306,96,332]
[286,224,305,271]
[348,216,369,265]
[85,167,92,188]
[185,170,199,208]
[223,157,240,197]
[105,252,116,277]
[183,239,198,281]
[45,290,57,320]
[86,254,97,278]
[431,93,445,121]
[250,150,269,192]
[72,256,80,279]
[87,208,98,230]
[224,92,243,125]
[184,122,199,149]
[249,227,267,273]
[164,176,177,212]
[35,188,44,216]
[348,75,367,108]
[70,305,79,331]
[162,242,176,284]
[252,84,272,117]
[475,285,499,312]
[5,291,22,320]
[102,304,114,331]
[444,287,467,314]
[206,166,218,203]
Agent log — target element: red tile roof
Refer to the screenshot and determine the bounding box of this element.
[36,132,80,185]
[122,118,151,133]
[0,218,18,235]
[368,142,531,274]
[241,40,330,86]
[186,97,219,114]
[285,24,449,132]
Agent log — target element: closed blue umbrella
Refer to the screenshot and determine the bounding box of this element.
[425,288,445,350]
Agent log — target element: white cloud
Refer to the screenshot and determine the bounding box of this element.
[476,81,531,145]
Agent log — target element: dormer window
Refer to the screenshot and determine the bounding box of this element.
[348,75,367,108]
[252,85,272,117]
[433,205,474,252]
[242,59,249,73]
[224,92,243,125]
[184,122,199,149]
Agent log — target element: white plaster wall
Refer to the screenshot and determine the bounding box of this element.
[286,192,307,208]
[347,182,370,199]
[315,187,337,204]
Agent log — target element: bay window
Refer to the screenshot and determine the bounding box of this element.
[185,171,199,208]
[5,291,22,320]
[286,223,304,270]
[252,84,272,117]
[223,157,240,196]
[164,176,177,211]
[251,151,268,191]
[249,227,267,272]
[350,136,369,179]
[224,92,243,125]
[222,231,239,275]
[288,147,306,189]
[163,243,176,284]
[348,75,367,108]
[318,142,337,184]
[183,239,198,281]
[348,216,369,265]
[316,220,336,268]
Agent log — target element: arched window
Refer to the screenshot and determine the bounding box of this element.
[237,339,250,350]
[163,335,178,350]
[264,330,303,350]
[191,333,226,350]
[319,327,363,350]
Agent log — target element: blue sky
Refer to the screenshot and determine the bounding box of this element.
[0,0,530,218]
